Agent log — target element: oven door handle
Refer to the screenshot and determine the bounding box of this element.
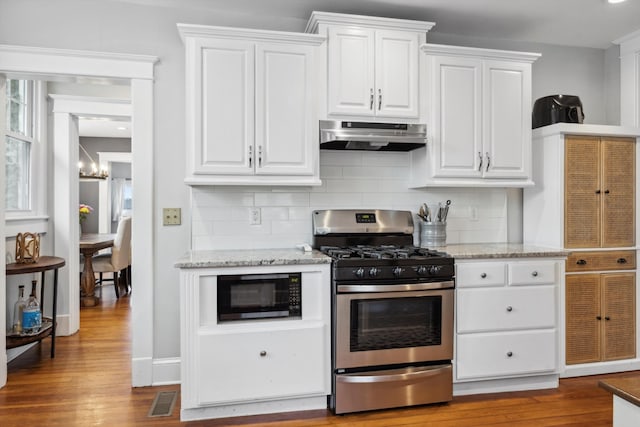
[337,280,454,293]
[337,364,451,384]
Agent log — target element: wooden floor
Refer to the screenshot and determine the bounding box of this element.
[0,287,635,426]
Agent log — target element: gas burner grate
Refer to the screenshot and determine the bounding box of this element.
[321,244,450,260]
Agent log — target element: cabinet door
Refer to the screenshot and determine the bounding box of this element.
[255,43,315,176]
[192,38,254,175]
[457,330,556,380]
[374,30,419,118]
[565,274,601,364]
[601,137,635,247]
[565,136,601,248]
[197,324,328,405]
[483,60,531,179]
[602,273,636,361]
[327,26,375,116]
[431,56,483,178]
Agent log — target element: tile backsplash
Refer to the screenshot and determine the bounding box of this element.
[192,151,509,250]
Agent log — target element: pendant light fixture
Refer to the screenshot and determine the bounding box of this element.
[79,143,108,180]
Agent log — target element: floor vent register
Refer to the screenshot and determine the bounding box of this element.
[148,391,178,417]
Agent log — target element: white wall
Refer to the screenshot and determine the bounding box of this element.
[0,0,621,366]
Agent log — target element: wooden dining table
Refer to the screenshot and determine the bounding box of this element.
[79,233,115,307]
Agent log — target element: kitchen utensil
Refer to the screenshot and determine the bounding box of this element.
[442,200,451,222]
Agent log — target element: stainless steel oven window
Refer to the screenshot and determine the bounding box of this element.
[335,289,453,369]
[350,295,443,352]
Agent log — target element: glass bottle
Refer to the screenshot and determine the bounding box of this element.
[12,285,27,334]
[22,280,42,334]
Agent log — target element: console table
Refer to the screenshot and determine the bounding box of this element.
[6,256,66,358]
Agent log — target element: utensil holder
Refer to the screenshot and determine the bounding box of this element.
[419,221,446,247]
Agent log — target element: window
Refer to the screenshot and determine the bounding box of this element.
[5,79,35,211]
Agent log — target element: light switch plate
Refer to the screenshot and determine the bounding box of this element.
[163,208,181,226]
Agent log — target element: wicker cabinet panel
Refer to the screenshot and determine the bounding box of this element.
[566,250,636,273]
[565,137,601,248]
[564,136,635,249]
[602,273,636,361]
[601,138,636,247]
[566,272,636,365]
[566,274,601,365]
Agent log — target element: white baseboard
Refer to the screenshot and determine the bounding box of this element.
[131,356,153,387]
[152,357,181,385]
[561,359,640,378]
[180,396,327,422]
[6,343,37,363]
[453,374,559,396]
[54,314,71,336]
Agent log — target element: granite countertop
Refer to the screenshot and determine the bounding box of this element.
[441,243,570,259]
[175,248,332,268]
[599,376,640,407]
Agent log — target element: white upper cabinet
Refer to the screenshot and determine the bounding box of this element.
[410,44,540,188]
[178,24,325,186]
[306,12,434,120]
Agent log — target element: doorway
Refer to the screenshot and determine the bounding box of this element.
[0,45,157,388]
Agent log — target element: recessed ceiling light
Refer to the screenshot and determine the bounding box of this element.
[608,0,626,3]
[116,126,127,131]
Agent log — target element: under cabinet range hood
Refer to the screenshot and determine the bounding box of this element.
[319,120,427,151]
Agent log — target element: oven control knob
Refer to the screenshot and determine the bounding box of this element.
[392,267,405,277]
[368,267,380,277]
[355,267,365,278]
[416,266,429,276]
[429,265,443,275]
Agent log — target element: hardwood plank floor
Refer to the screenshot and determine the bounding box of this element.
[0,287,635,426]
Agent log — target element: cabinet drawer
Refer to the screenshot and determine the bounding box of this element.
[457,286,556,333]
[456,262,506,288]
[508,261,557,285]
[456,329,556,380]
[566,250,636,272]
[196,323,328,405]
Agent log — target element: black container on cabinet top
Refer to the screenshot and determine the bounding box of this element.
[532,95,584,129]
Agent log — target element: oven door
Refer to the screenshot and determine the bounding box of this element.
[335,285,453,369]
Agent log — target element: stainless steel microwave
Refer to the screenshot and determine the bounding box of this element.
[217,273,302,322]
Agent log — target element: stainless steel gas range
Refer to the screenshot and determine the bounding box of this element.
[312,209,455,415]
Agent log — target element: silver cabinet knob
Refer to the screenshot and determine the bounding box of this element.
[506,306,513,312]
[260,351,267,357]
[532,271,538,277]
[480,273,487,278]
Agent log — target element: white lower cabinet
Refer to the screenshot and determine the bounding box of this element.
[454,257,563,394]
[198,323,327,404]
[179,263,331,421]
[457,330,557,379]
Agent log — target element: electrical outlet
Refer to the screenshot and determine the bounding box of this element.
[163,208,181,226]
[249,207,261,225]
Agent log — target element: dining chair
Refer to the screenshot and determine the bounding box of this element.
[92,216,132,298]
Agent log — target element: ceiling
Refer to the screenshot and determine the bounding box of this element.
[113,0,640,49]
[79,117,131,138]
[88,0,640,138]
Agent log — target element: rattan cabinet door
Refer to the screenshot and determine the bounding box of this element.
[565,274,601,365]
[565,137,601,248]
[601,138,635,248]
[602,273,636,361]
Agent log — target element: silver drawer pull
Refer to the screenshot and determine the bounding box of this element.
[506,306,513,312]
[507,351,513,357]
[480,273,487,279]
[532,271,538,277]
[260,350,267,357]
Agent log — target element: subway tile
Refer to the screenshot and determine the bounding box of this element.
[320,151,363,166]
[310,192,363,207]
[254,192,310,207]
